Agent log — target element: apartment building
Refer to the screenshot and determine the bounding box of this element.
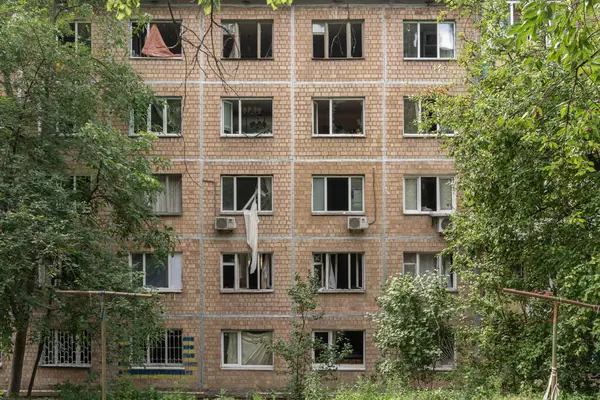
[0,0,473,395]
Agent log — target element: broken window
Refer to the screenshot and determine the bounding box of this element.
[404,176,454,213]
[312,176,363,213]
[143,329,183,366]
[61,22,91,51]
[313,253,364,291]
[403,252,457,291]
[222,98,273,135]
[65,175,91,202]
[152,174,182,215]
[312,21,363,59]
[41,330,91,367]
[131,252,183,291]
[131,97,182,136]
[131,21,182,58]
[222,331,273,368]
[313,98,364,135]
[222,21,273,59]
[221,176,273,213]
[403,97,453,136]
[312,330,365,369]
[221,253,273,291]
[403,21,455,59]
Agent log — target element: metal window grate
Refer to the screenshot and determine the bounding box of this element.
[146,329,183,365]
[41,330,91,367]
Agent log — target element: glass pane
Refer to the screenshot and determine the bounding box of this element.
[223,332,238,364]
[439,178,453,211]
[223,264,235,289]
[132,253,144,287]
[241,99,272,134]
[442,255,454,289]
[222,177,234,211]
[260,23,273,58]
[313,332,329,362]
[153,175,168,214]
[328,23,347,58]
[404,178,418,210]
[350,177,363,211]
[260,177,273,211]
[312,23,325,34]
[166,99,181,134]
[403,22,418,58]
[332,99,363,134]
[421,177,437,211]
[222,23,237,58]
[78,23,92,48]
[223,100,234,134]
[312,24,325,58]
[350,23,362,57]
[238,254,249,289]
[438,23,455,58]
[420,23,438,58]
[312,178,325,211]
[150,102,164,134]
[327,177,349,212]
[238,22,258,59]
[145,254,168,288]
[241,331,273,365]
[403,97,419,134]
[404,263,416,276]
[420,254,436,275]
[236,177,259,211]
[167,175,182,214]
[313,99,330,134]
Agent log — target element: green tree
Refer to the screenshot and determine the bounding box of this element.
[428,0,600,393]
[0,0,174,396]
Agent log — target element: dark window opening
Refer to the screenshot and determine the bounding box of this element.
[312,21,363,59]
[420,177,437,212]
[236,177,259,211]
[350,23,362,57]
[313,99,330,134]
[327,177,349,212]
[328,23,347,58]
[260,23,273,58]
[335,254,349,289]
[338,331,364,365]
[238,22,258,58]
[62,22,91,49]
[222,176,273,212]
[145,253,168,288]
[314,332,329,362]
[222,21,273,60]
[131,22,182,58]
[350,253,363,289]
[149,335,166,364]
[332,99,363,134]
[420,23,438,58]
[167,330,183,364]
[222,254,235,289]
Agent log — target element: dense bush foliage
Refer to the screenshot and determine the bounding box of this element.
[56,380,195,400]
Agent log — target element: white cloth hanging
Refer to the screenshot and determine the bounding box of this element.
[262,254,270,289]
[327,254,337,290]
[243,190,260,274]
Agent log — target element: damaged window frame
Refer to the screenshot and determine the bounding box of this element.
[130,20,183,59]
[130,252,183,293]
[129,97,182,137]
[312,20,364,59]
[312,330,365,371]
[221,20,274,60]
[40,330,92,368]
[403,97,455,137]
[221,98,274,137]
[312,176,364,214]
[312,98,365,136]
[403,176,455,215]
[221,330,274,370]
[152,174,182,216]
[312,253,365,292]
[220,253,274,292]
[220,175,274,215]
[403,21,456,60]
[403,252,457,292]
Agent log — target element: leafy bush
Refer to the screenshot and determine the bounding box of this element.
[56,379,195,400]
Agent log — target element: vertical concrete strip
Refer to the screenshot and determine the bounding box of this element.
[381,6,388,284]
[198,12,205,390]
[290,6,296,284]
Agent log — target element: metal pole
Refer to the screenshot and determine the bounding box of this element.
[551,302,558,372]
[101,296,107,400]
[502,288,600,311]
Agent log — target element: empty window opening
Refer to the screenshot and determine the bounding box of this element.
[222,98,273,135]
[403,21,455,59]
[221,253,273,291]
[42,330,91,367]
[222,21,273,59]
[313,98,364,135]
[62,22,91,50]
[152,174,182,215]
[313,330,365,368]
[404,176,454,213]
[403,252,456,291]
[312,21,363,59]
[131,21,182,58]
[131,97,182,136]
[221,176,273,213]
[312,176,363,213]
[313,253,364,291]
[131,252,183,291]
[222,331,273,368]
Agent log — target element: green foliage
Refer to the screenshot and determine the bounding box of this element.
[56,379,195,400]
[429,0,600,393]
[373,274,459,385]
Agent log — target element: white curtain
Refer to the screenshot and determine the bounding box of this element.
[243,191,259,274]
[241,332,272,366]
[261,255,271,289]
[224,332,238,364]
[327,254,337,289]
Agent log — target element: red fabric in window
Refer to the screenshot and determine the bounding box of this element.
[141,24,180,58]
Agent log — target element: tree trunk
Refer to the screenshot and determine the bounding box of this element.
[26,339,44,397]
[9,327,28,397]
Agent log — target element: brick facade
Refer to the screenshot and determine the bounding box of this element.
[0,0,472,395]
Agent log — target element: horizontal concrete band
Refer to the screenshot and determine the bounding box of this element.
[163,313,370,319]
[177,235,444,241]
[145,80,455,85]
[170,158,455,163]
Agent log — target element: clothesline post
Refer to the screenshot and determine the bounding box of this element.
[54,290,152,400]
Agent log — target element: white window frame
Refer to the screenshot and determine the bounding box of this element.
[152,174,183,216]
[140,329,184,368]
[403,252,457,292]
[403,97,455,137]
[312,98,365,137]
[67,22,91,52]
[221,20,273,60]
[312,20,364,59]
[129,20,183,59]
[403,21,456,60]
[311,330,365,371]
[311,176,365,214]
[508,1,519,25]
[220,175,273,215]
[403,176,456,215]
[221,330,274,370]
[220,98,274,137]
[40,330,91,368]
[130,252,183,293]
[220,253,274,292]
[312,253,365,292]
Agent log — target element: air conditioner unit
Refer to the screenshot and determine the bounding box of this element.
[436,216,451,234]
[348,216,368,230]
[215,216,236,231]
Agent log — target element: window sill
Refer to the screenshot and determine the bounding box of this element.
[403,211,453,217]
[220,289,274,294]
[313,363,365,371]
[312,134,366,138]
[128,133,182,138]
[311,57,365,61]
[130,56,183,61]
[311,211,365,216]
[155,212,183,217]
[220,58,274,61]
[221,365,274,371]
[220,212,274,216]
[40,364,91,369]
[403,133,455,138]
[149,289,183,294]
[403,57,456,61]
[318,289,365,294]
[131,365,185,370]
[220,133,274,138]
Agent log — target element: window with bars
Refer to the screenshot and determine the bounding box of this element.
[41,330,91,367]
[152,174,182,215]
[403,21,456,59]
[403,252,457,291]
[221,253,273,291]
[222,21,273,59]
[131,252,183,292]
[312,98,364,135]
[222,331,273,369]
[312,176,364,213]
[403,97,454,136]
[312,21,363,59]
[221,98,273,136]
[313,253,364,291]
[403,176,455,214]
[221,176,273,213]
[144,329,183,366]
[312,330,365,370]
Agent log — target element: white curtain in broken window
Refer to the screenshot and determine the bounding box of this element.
[313,98,364,135]
[131,252,183,291]
[222,21,273,59]
[152,174,182,215]
[221,253,274,291]
[222,331,273,368]
[313,253,364,291]
[131,21,182,58]
[312,176,364,213]
[221,98,273,135]
[403,176,455,213]
[403,21,455,59]
[41,330,91,367]
[221,176,273,212]
[312,21,363,59]
[403,252,457,291]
